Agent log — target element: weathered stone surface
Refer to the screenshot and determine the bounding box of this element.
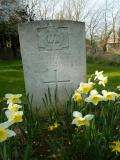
[18,20,86,107]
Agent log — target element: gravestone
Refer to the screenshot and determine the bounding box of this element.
[18,20,86,108]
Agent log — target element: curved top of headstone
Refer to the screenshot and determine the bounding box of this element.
[18,20,85,28]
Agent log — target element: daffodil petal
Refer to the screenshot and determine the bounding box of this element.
[90,90,98,95]
[73,111,82,118]
[93,102,98,105]
[84,114,94,120]
[6,129,16,137]
[5,94,12,99]
[102,90,107,95]
[0,121,13,129]
[85,122,90,126]
[72,119,75,124]
[5,110,12,119]
[15,94,22,98]
[18,111,23,115]
[85,97,91,102]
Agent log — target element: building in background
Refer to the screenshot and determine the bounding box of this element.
[107,31,120,51]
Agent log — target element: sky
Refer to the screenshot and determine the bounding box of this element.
[87,0,120,11]
[26,0,120,25]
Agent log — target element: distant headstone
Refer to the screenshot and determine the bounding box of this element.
[18,20,86,108]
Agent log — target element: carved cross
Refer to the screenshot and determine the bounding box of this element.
[43,69,70,85]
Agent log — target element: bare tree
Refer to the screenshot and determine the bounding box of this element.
[58,0,90,21]
[87,10,102,46]
[99,0,120,52]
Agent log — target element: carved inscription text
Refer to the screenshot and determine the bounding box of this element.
[37,26,69,50]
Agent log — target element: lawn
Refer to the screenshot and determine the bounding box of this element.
[0,60,25,98]
[0,59,120,99]
[0,59,120,160]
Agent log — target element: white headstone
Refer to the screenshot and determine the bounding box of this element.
[18,20,86,107]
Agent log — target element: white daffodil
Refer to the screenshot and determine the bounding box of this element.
[117,85,120,90]
[0,121,16,142]
[72,91,82,102]
[85,90,103,105]
[98,76,108,87]
[77,82,93,94]
[72,111,94,127]
[102,90,118,101]
[94,71,104,80]
[5,111,23,123]
[5,94,22,104]
[8,103,22,112]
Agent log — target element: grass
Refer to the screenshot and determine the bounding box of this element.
[0,59,120,159]
[0,59,120,99]
[0,60,25,99]
[87,60,120,91]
